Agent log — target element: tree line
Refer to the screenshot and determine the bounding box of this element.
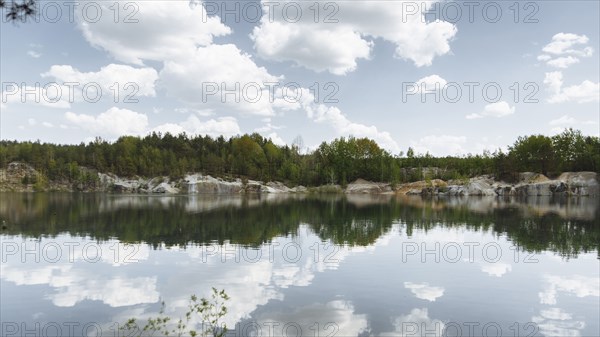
[0,128,598,187]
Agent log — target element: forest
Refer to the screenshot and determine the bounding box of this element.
[0,128,598,187]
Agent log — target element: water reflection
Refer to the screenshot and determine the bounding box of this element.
[1,193,598,257]
[0,193,598,337]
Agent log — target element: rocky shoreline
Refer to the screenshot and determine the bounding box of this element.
[1,162,598,196]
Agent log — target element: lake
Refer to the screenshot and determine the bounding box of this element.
[0,193,598,337]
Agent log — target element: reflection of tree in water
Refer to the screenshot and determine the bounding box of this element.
[0,193,598,258]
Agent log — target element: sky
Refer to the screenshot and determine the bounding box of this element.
[1,0,599,156]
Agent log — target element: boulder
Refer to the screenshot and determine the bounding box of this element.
[558,172,599,196]
[264,181,292,193]
[152,182,179,194]
[465,178,496,196]
[112,182,135,193]
[515,181,555,196]
[447,185,466,196]
[184,174,243,194]
[290,185,308,193]
[346,179,391,194]
[494,185,515,196]
[244,181,263,193]
[519,172,550,183]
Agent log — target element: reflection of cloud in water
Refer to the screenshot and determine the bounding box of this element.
[481,262,512,277]
[143,225,397,330]
[0,263,159,307]
[380,308,444,337]
[403,282,445,302]
[251,300,368,337]
[50,275,159,307]
[0,264,71,286]
[0,236,156,307]
[533,275,598,337]
[539,275,599,305]
[532,308,585,337]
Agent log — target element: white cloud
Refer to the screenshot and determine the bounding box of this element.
[308,104,400,153]
[415,75,447,93]
[65,107,149,137]
[538,54,552,61]
[1,85,71,109]
[547,56,580,69]
[251,1,457,74]
[251,20,373,75]
[160,44,288,116]
[539,33,593,69]
[404,282,445,302]
[466,101,515,119]
[69,0,401,151]
[549,115,596,126]
[544,71,564,95]
[544,71,600,103]
[254,122,283,133]
[43,64,159,98]
[27,118,36,126]
[152,115,241,139]
[267,132,286,146]
[76,0,231,64]
[42,122,54,128]
[410,135,467,156]
[27,50,41,58]
[542,33,593,56]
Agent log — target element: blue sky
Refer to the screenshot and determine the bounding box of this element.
[1,0,598,155]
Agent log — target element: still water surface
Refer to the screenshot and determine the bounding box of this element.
[0,193,598,336]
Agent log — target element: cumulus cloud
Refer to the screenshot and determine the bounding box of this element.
[404,282,445,302]
[415,75,447,93]
[539,33,593,68]
[254,122,284,133]
[542,33,593,56]
[43,64,159,99]
[410,135,467,156]
[76,0,231,64]
[160,44,288,116]
[466,101,515,119]
[544,71,599,103]
[65,107,149,136]
[251,20,373,75]
[70,0,400,149]
[547,56,580,69]
[1,84,71,109]
[308,104,400,153]
[549,115,596,127]
[251,1,457,74]
[267,132,286,146]
[151,115,241,139]
[27,50,41,58]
